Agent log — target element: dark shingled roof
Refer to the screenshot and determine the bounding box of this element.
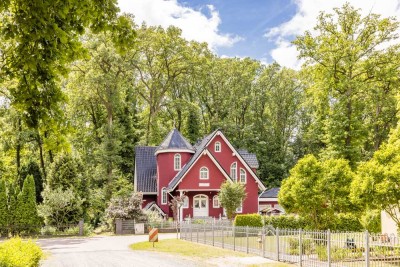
[259,187,280,198]
[238,149,259,169]
[135,146,157,193]
[156,129,194,153]
[167,130,219,190]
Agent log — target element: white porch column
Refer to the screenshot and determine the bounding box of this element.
[179,191,183,222]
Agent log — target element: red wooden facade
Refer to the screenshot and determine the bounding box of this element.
[135,129,265,219]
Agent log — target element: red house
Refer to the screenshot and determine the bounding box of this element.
[134,129,266,220]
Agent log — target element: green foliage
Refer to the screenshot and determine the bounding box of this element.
[19,160,43,203]
[0,180,8,229]
[287,238,313,255]
[234,214,263,227]
[38,187,84,227]
[263,215,306,230]
[105,192,145,224]
[218,182,247,220]
[279,155,356,229]
[14,176,41,231]
[0,237,43,267]
[360,210,381,233]
[351,124,400,229]
[332,213,363,232]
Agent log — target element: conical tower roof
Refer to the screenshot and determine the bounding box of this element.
[155,129,195,155]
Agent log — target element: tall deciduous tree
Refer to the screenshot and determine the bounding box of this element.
[351,123,400,229]
[218,181,247,220]
[294,3,400,164]
[279,155,356,229]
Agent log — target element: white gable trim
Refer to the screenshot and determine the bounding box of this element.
[145,202,166,217]
[210,131,266,191]
[169,149,233,191]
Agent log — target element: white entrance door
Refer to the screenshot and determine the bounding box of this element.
[193,194,208,217]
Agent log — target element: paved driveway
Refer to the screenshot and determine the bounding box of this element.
[39,234,197,267]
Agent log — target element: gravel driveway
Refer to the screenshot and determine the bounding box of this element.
[38,233,197,267]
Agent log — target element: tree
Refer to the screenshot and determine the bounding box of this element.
[15,175,41,231]
[105,192,145,223]
[294,3,400,164]
[19,160,43,203]
[38,187,84,227]
[169,194,187,221]
[0,180,8,233]
[218,182,247,220]
[351,124,400,229]
[279,155,356,229]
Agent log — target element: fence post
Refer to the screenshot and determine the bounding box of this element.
[115,218,122,235]
[299,229,303,267]
[233,225,236,251]
[79,219,84,236]
[365,230,370,267]
[212,223,215,246]
[246,226,249,254]
[197,225,199,243]
[262,226,266,258]
[190,222,193,242]
[222,226,224,249]
[203,223,206,244]
[327,229,331,267]
[276,227,280,261]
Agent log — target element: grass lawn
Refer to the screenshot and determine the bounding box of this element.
[130,239,295,266]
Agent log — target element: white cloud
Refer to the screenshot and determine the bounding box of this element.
[266,0,400,69]
[118,0,242,50]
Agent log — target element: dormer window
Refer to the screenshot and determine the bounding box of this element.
[200,167,209,180]
[240,168,246,183]
[230,162,237,181]
[215,141,221,152]
[174,154,181,170]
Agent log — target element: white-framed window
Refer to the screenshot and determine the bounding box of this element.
[230,162,237,181]
[213,195,220,208]
[161,187,167,205]
[240,168,246,183]
[236,201,243,213]
[174,154,181,170]
[215,141,221,152]
[182,196,189,208]
[200,167,209,180]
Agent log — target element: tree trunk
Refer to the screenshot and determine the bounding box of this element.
[36,131,46,179]
[16,118,22,175]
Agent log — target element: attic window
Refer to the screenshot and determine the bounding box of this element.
[215,141,221,152]
[174,154,181,171]
[200,167,209,180]
[230,162,237,181]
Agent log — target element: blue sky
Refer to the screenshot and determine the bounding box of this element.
[118,0,400,69]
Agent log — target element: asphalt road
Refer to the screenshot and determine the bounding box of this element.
[38,233,197,267]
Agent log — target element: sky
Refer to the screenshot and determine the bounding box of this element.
[118,0,400,70]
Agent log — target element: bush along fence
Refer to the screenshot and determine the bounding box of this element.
[0,220,86,237]
[180,222,400,267]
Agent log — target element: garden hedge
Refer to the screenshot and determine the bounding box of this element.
[234,214,263,227]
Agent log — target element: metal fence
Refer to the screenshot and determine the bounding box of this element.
[180,223,400,266]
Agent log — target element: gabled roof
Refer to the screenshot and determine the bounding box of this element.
[259,187,280,198]
[167,130,266,191]
[167,130,219,190]
[143,201,166,217]
[135,146,157,193]
[155,128,195,155]
[238,149,259,169]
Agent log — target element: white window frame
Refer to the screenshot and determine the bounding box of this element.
[215,141,221,152]
[199,167,209,180]
[213,195,220,208]
[161,187,167,205]
[230,162,237,181]
[236,201,243,213]
[174,154,181,171]
[240,168,246,183]
[182,196,189,208]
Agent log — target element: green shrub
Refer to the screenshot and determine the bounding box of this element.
[287,237,313,255]
[40,226,57,236]
[264,215,306,229]
[63,223,93,236]
[316,245,328,261]
[332,213,363,232]
[0,237,43,267]
[234,214,263,227]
